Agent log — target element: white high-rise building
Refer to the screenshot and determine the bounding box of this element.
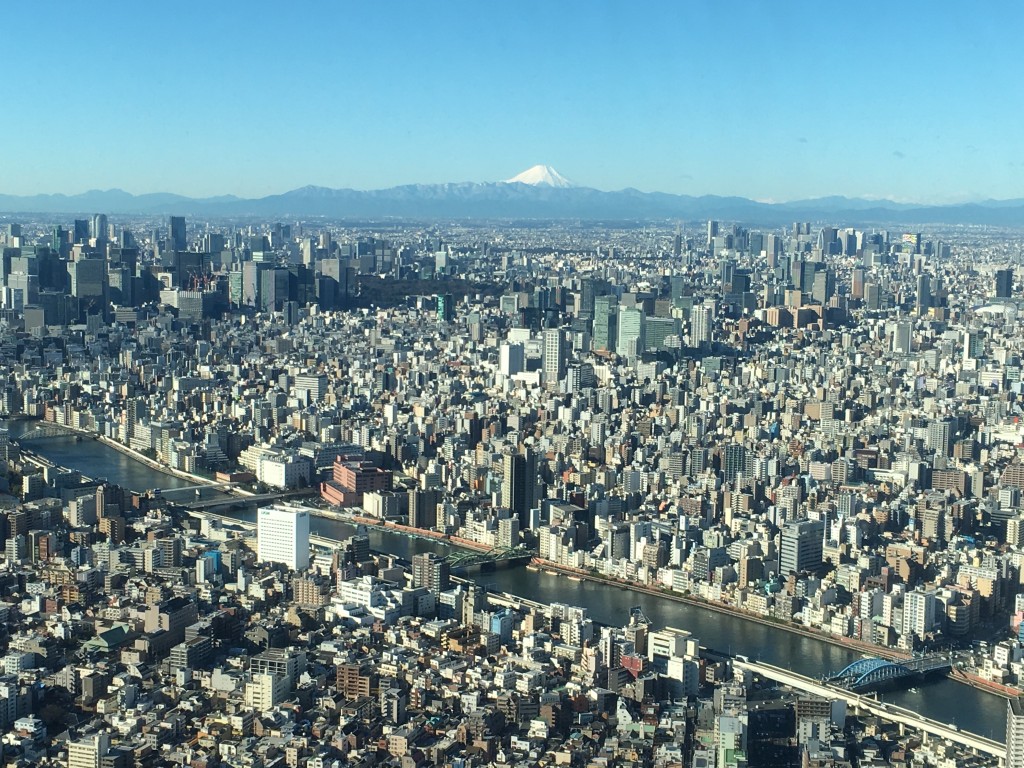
[616,307,645,358]
[902,588,937,641]
[257,505,310,571]
[691,302,714,346]
[1008,697,1024,768]
[542,328,565,385]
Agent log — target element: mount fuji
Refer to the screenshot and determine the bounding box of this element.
[503,165,574,188]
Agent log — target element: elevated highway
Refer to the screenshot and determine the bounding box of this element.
[733,658,1004,762]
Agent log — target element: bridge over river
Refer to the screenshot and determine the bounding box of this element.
[828,654,952,691]
[734,658,1004,761]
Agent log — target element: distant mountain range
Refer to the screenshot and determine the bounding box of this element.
[2,166,1023,226]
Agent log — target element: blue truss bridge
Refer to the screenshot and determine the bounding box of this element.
[827,655,951,692]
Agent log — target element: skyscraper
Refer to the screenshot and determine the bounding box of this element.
[592,295,618,352]
[916,274,931,316]
[257,505,310,571]
[811,269,835,306]
[90,214,108,244]
[996,268,1014,299]
[892,321,913,355]
[502,450,536,528]
[543,328,566,386]
[617,307,645,358]
[436,293,454,323]
[691,302,714,347]
[169,216,187,252]
[73,219,89,245]
[706,220,719,245]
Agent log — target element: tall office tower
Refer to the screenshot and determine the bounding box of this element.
[502,450,536,528]
[69,257,107,303]
[169,216,187,252]
[670,275,687,307]
[691,302,714,346]
[616,307,645,358]
[257,505,310,571]
[798,260,818,294]
[412,552,450,597]
[543,328,566,386]
[592,295,618,352]
[916,274,931,315]
[721,260,736,292]
[963,330,984,361]
[779,519,825,575]
[996,268,1014,299]
[706,220,719,245]
[851,268,865,299]
[723,444,747,484]
[436,293,454,323]
[816,226,837,253]
[644,316,680,351]
[73,219,90,245]
[89,214,108,244]
[864,282,881,310]
[578,277,597,319]
[1008,697,1024,768]
[811,269,835,305]
[500,342,525,376]
[892,321,913,355]
[673,232,682,258]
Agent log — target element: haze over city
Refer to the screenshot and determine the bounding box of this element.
[3,1,1023,204]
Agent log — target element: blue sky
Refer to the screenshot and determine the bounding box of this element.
[3,1,1022,203]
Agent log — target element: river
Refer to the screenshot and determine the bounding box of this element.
[13,424,1009,740]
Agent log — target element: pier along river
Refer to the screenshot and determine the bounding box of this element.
[15,423,1009,741]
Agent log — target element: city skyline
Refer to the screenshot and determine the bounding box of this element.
[3,2,1023,204]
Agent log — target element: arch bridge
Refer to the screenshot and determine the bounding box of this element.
[446,546,532,569]
[828,655,950,691]
[17,424,86,442]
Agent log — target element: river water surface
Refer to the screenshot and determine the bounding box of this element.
[14,423,1008,741]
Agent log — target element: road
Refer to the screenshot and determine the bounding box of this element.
[733,658,1005,760]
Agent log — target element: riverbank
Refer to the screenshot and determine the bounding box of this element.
[950,667,1021,699]
[531,558,914,664]
[337,514,918,667]
[15,417,216,491]
[94,435,215,488]
[343,513,497,554]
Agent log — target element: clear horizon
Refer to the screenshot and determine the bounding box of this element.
[3,1,1022,204]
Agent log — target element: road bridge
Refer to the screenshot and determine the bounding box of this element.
[828,655,951,691]
[16,423,89,442]
[446,546,532,569]
[182,487,317,510]
[733,658,1004,762]
[157,481,241,496]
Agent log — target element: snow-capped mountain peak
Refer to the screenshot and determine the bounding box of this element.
[503,164,574,188]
